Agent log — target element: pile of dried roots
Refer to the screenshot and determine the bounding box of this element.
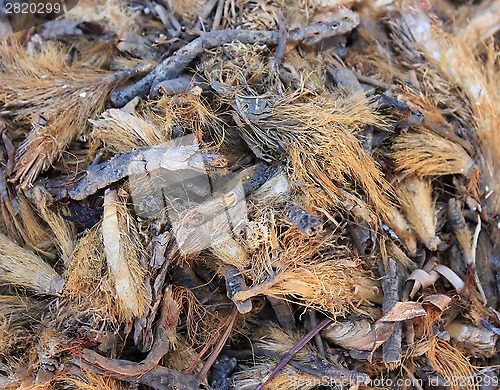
[0,0,499,389]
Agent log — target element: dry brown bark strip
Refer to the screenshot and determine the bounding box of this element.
[71,359,202,390]
[77,288,178,377]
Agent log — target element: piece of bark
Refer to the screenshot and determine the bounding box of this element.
[211,355,237,390]
[38,145,225,201]
[285,204,322,235]
[70,359,202,390]
[224,266,252,314]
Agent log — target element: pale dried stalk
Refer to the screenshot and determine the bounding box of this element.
[102,189,148,321]
[90,97,169,153]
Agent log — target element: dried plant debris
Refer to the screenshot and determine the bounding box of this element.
[0,0,499,388]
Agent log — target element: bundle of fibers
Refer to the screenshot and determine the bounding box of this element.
[392,129,476,178]
[232,88,394,224]
[395,175,440,251]
[63,226,120,326]
[90,97,170,154]
[394,0,500,216]
[0,232,64,295]
[0,40,133,188]
[0,295,43,363]
[241,225,367,317]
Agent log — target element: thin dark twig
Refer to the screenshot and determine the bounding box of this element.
[197,306,238,379]
[354,71,392,90]
[272,10,287,71]
[225,348,367,383]
[255,317,332,390]
[309,310,326,357]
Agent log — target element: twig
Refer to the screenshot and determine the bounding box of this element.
[194,0,219,31]
[353,71,392,90]
[225,266,253,313]
[212,0,225,30]
[197,306,238,379]
[70,360,201,390]
[271,10,287,72]
[37,145,224,201]
[402,364,425,390]
[1,127,15,177]
[423,118,474,154]
[153,3,177,36]
[309,310,326,358]
[255,317,332,390]
[154,75,209,96]
[78,289,178,376]
[226,348,368,385]
[377,257,403,367]
[266,295,296,330]
[112,17,359,107]
[471,214,487,304]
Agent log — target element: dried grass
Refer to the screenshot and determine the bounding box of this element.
[63,226,119,326]
[246,223,366,317]
[233,87,394,223]
[90,98,170,153]
[0,233,64,295]
[397,0,500,215]
[30,186,76,267]
[0,295,42,371]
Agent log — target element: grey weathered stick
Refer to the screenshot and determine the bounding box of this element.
[112,12,359,107]
[212,0,225,30]
[378,257,403,366]
[40,145,223,201]
[225,266,252,314]
[154,75,209,96]
[194,0,219,30]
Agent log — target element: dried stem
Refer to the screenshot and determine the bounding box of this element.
[255,317,333,390]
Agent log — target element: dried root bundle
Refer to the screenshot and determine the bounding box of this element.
[90,97,170,153]
[240,226,367,317]
[0,41,130,187]
[392,129,475,177]
[0,232,64,295]
[0,0,498,388]
[237,89,394,223]
[395,175,439,251]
